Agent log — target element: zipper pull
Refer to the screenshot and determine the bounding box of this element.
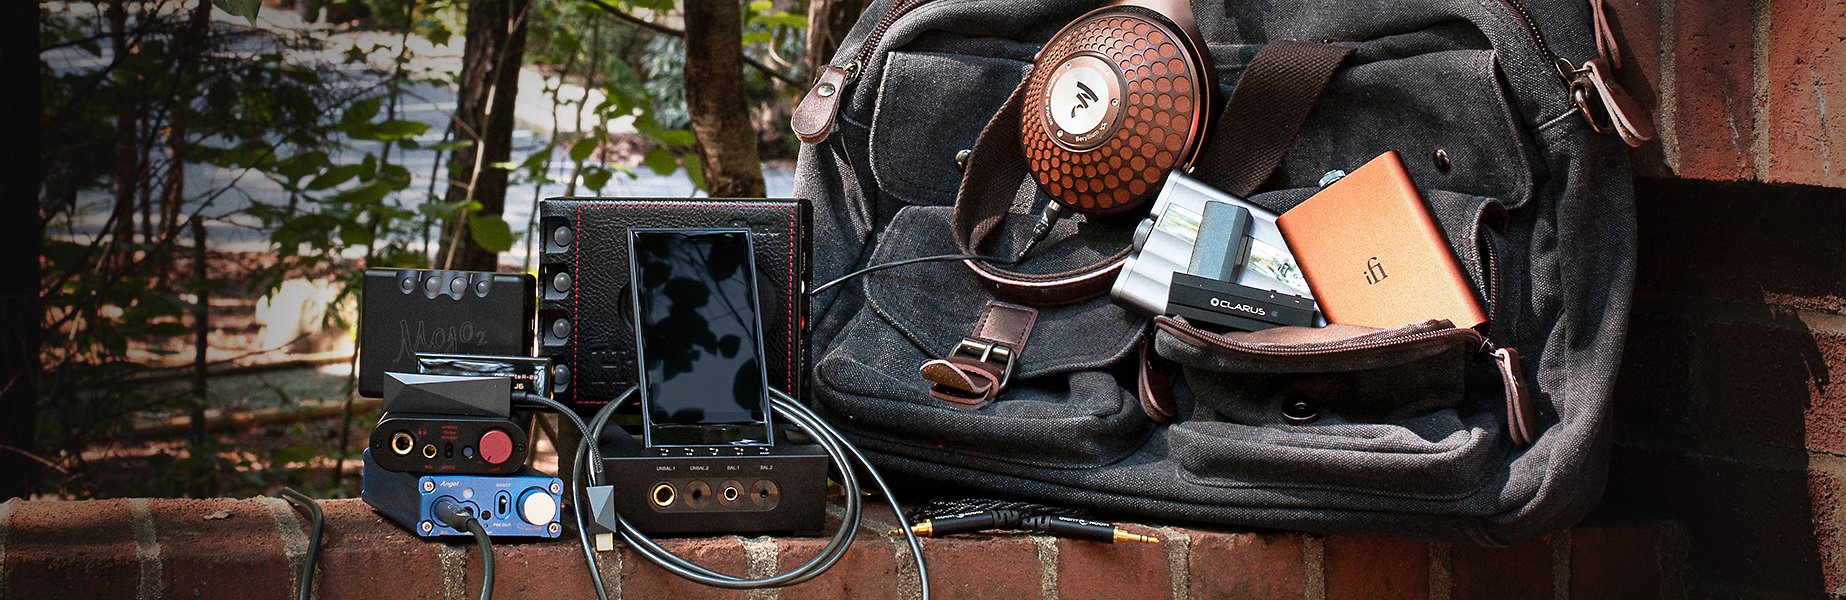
[791,62,857,144]
[1589,0,1622,69]
[1486,342,1538,447]
[1562,57,1656,147]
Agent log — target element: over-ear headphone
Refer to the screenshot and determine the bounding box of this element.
[1021,0,1216,217]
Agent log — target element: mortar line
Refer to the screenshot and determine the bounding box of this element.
[261,497,314,600]
[893,532,923,600]
[1032,535,1059,600]
[1160,528,1191,599]
[598,543,623,599]
[1428,543,1452,600]
[1552,530,1572,600]
[1303,535,1325,600]
[1750,0,1772,179]
[1658,0,1680,173]
[129,499,163,600]
[742,536,780,600]
[0,500,14,598]
[440,543,468,600]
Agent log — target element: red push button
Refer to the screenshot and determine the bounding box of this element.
[479,429,513,465]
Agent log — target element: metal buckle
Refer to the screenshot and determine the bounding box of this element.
[952,338,1017,387]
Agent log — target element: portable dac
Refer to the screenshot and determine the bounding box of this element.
[367,413,530,476]
[361,449,563,538]
[1022,0,1216,216]
[358,269,535,398]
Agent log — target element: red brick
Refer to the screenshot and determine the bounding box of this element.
[1811,463,1846,594]
[1449,538,1553,600]
[1603,0,1671,178]
[1057,524,1168,600]
[778,535,903,600]
[920,535,1041,600]
[315,498,445,599]
[1605,447,1830,595]
[1672,0,1759,180]
[1632,179,1846,312]
[1,499,139,599]
[1765,0,1846,187]
[1612,311,1702,447]
[1323,536,1428,600]
[622,536,749,600]
[1187,530,1305,600]
[467,536,594,599]
[147,498,293,600]
[1571,523,1663,599]
[1699,322,1846,454]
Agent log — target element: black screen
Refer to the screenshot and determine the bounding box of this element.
[629,229,772,446]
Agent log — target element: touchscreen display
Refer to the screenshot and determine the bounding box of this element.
[628,229,773,446]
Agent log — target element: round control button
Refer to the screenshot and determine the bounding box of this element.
[399,276,416,293]
[474,279,491,296]
[479,429,514,465]
[449,276,465,294]
[424,276,441,294]
[519,488,557,525]
[550,364,570,392]
[551,226,573,248]
[551,318,571,339]
[551,272,572,294]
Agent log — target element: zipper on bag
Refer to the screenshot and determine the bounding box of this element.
[793,0,935,143]
[1495,0,1654,145]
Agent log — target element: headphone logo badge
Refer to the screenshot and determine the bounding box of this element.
[1070,81,1099,118]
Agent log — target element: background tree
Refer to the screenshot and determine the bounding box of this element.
[684,1,765,197]
[3,0,44,500]
[438,0,531,271]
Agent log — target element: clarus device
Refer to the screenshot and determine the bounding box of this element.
[536,198,811,417]
[586,435,829,536]
[1167,273,1319,331]
[358,269,535,398]
[367,413,530,475]
[415,353,554,397]
[361,450,563,538]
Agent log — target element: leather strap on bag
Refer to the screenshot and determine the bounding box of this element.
[950,40,1354,305]
[919,301,1039,409]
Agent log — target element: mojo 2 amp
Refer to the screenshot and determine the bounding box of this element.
[535,199,811,416]
[361,450,563,538]
[367,413,530,476]
[358,269,535,398]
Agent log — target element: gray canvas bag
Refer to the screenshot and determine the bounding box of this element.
[790,0,1645,543]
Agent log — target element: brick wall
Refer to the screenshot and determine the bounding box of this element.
[1602,0,1846,597]
[0,498,1673,599]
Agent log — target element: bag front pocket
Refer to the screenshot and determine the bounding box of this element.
[814,206,1153,469]
[1154,316,1509,500]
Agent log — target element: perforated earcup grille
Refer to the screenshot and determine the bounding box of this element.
[1022,10,1207,215]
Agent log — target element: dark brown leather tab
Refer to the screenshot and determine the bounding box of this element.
[1494,346,1537,446]
[920,301,1039,409]
[1137,338,1175,422]
[792,64,851,144]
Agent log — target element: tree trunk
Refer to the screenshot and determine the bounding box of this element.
[1,0,44,500]
[106,0,138,270]
[804,0,871,84]
[437,0,530,271]
[683,2,764,198]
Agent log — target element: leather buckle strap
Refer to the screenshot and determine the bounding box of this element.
[920,301,1039,409]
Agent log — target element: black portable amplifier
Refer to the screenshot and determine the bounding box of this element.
[535,198,811,416]
[358,269,535,398]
